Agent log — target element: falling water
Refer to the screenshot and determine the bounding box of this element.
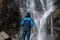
[20,0,55,40]
[38,0,55,40]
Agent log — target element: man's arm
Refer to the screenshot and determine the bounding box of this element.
[21,18,25,26]
[31,18,34,27]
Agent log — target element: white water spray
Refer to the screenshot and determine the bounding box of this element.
[37,0,55,40]
[20,0,55,40]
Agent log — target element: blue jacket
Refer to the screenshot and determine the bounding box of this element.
[21,17,34,27]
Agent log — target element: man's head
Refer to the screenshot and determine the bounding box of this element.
[26,13,31,17]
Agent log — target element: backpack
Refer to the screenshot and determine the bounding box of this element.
[23,20,31,28]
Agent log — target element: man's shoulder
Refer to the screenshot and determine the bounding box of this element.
[24,17,32,20]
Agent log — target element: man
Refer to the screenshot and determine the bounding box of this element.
[21,13,34,40]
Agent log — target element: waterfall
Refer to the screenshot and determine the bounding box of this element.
[20,0,56,40]
[38,0,55,40]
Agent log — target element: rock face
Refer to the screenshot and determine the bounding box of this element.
[53,9,60,40]
[0,0,20,36]
[0,0,21,40]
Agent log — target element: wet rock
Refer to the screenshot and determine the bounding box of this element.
[0,31,9,40]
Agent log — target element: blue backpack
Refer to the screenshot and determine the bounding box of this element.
[23,20,31,28]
